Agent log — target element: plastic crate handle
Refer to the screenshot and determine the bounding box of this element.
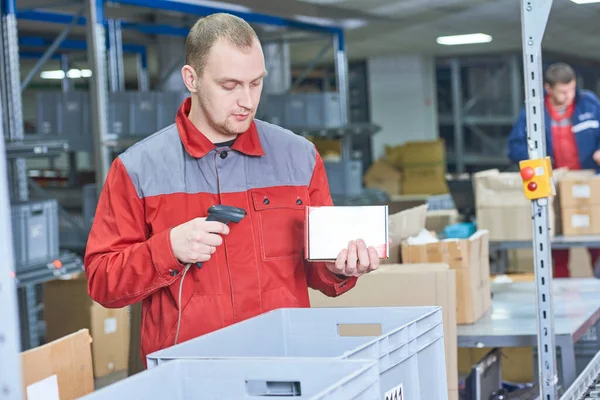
[337,323,382,337]
[245,380,302,396]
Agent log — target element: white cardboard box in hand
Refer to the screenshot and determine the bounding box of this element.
[304,205,389,261]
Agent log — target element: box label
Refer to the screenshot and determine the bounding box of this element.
[385,383,403,400]
[27,375,60,400]
[572,184,591,198]
[104,317,117,334]
[572,214,590,228]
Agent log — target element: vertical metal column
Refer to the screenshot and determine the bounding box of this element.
[107,18,125,92]
[520,1,557,399]
[86,0,111,186]
[137,52,149,92]
[333,30,351,160]
[61,54,72,93]
[1,0,27,202]
[510,54,522,119]
[450,58,465,173]
[0,1,23,397]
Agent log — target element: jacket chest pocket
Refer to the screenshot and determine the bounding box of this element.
[250,187,308,260]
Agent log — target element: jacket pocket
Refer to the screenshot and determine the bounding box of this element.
[250,186,309,260]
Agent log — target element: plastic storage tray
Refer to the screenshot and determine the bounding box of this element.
[80,358,381,400]
[11,199,59,269]
[147,306,447,400]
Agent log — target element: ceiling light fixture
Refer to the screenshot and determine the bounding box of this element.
[436,33,492,46]
[40,69,93,80]
[570,0,600,3]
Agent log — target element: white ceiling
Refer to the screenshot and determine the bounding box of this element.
[13,0,600,86]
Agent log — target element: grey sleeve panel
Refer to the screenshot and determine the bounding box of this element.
[118,120,317,199]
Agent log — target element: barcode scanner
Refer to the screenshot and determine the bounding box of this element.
[174,204,246,345]
[196,205,247,269]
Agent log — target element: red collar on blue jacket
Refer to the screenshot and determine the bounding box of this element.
[176,96,265,159]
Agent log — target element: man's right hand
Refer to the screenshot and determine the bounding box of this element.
[169,218,230,264]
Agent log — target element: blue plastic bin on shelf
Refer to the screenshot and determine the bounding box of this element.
[80,358,380,400]
[147,306,447,400]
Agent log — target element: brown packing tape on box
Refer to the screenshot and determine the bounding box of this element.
[308,263,458,397]
[385,204,428,263]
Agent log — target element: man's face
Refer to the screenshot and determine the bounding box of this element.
[546,80,576,108]
[194,38,266,137]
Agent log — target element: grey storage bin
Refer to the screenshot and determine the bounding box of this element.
[155,91,187,131]
[80,358,381,400]
[108,92,158,137]
[36,91,92,152]
[324,160,363,197]
[304,92,342,128]
[147,306,447,400]
[11,199,59,269]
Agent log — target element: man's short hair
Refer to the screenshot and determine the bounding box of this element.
[544,62,576,87]
[185,13,259,75]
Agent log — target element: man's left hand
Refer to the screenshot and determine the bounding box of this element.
[325,239,380,278]
[593,150,600,166]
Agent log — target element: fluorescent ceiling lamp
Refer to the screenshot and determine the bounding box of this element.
[341,19,368,30]
[40,69,92,79]
[570,0,600,3]
[294,15,336,26]
[436,33,492,45]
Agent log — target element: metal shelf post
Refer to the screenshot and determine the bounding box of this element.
[520,0,557,398]
[0,1,23,398]
[85,0,111,186]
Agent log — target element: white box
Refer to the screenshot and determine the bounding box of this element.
[304,205,389,261]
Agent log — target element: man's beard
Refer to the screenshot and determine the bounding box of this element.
[198,93,252,137]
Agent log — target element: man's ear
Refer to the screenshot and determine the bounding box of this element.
[181,65,199,93]
[544,82,551,93]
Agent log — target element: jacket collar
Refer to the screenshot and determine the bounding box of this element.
[176,97,265,158]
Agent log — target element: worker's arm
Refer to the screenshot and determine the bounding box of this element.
[84,158,184,308]
[303,150,358,297]
[507,108,530,164]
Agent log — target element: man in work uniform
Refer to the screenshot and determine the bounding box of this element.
[84,13,380,362]
[508,62,600,277]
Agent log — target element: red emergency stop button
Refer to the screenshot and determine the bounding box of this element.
[521,166,535,181]
[527,181,538,191]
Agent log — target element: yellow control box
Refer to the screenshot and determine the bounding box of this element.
[518,157,554,200]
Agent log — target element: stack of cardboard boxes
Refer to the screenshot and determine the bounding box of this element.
[364,139,449,196]
[310,204,493,400]
[474,168,600,239]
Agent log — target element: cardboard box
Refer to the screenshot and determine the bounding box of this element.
[385,204,429,263]
[402,165,448,195]
[309,263,458,399]
[558,170,600,208]
[401,230,491,324]
[364,160,402,196]
[22,329,94,399]
[561,205,600,235]
[304,205,389,261]
[385,139,446,168]
[473,169,560,241]
[44,277,130,378]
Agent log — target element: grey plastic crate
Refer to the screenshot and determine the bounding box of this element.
[80,358,381,400]
[11,199,59,269]
[36,91,92,151]
[324,160,363,197]
[156,91,187,131]
[304,92,342,128]
[108,92,158,137]
[262,93,342,129]
[147,306,447,400]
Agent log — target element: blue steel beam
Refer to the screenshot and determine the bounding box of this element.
[109,0,343,35]
[19,51,61,60]
[19,36,146,55]
[18,9,189,36]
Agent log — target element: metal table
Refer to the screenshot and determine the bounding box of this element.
[457,279,600,391]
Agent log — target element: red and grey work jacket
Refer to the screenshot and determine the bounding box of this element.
[84,97,357,362]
